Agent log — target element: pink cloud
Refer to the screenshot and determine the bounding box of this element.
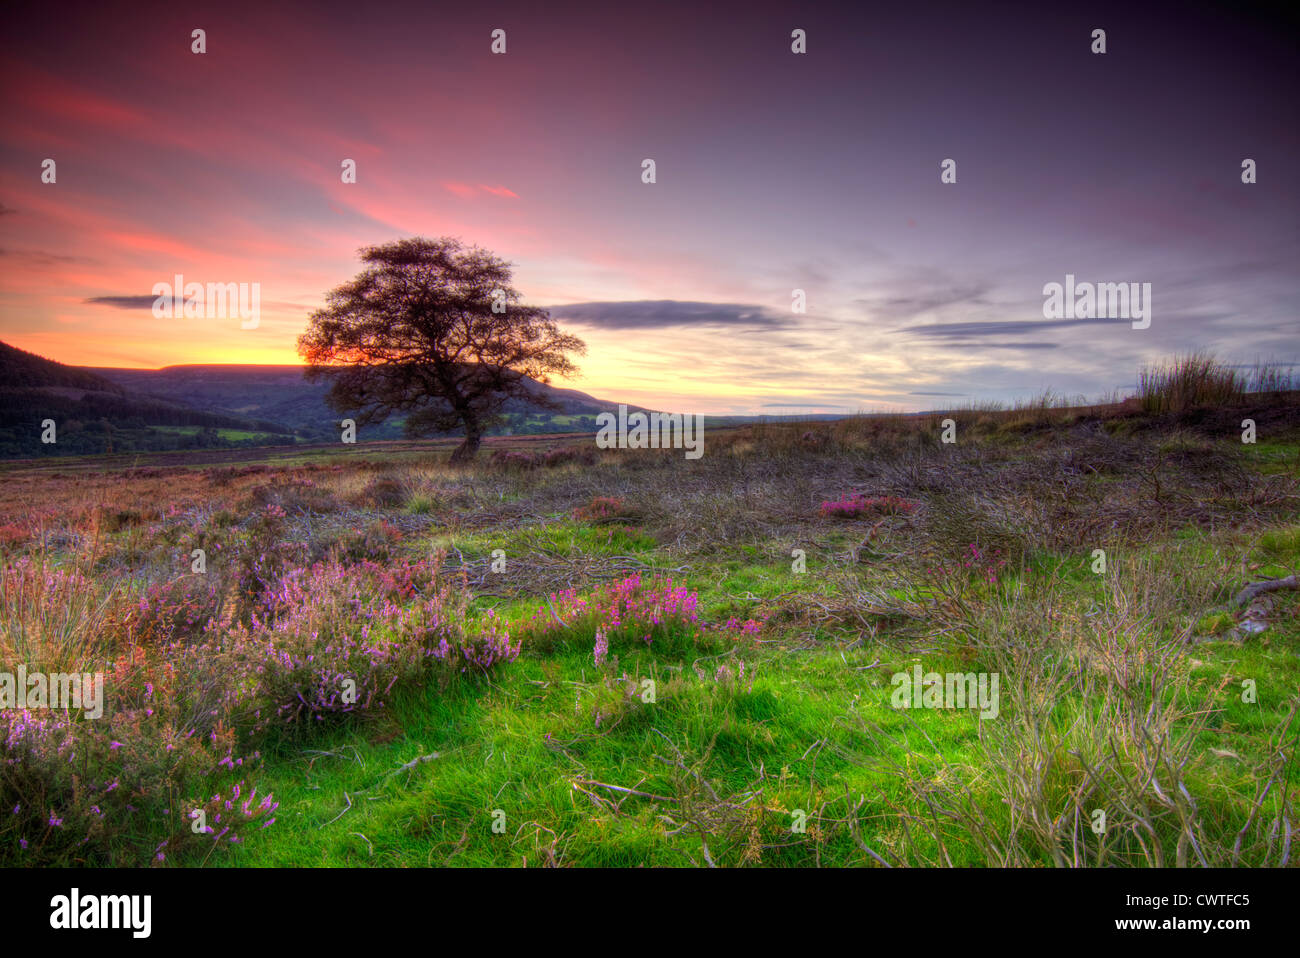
[439,182,519,200]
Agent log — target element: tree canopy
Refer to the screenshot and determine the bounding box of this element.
[298,237,586,460]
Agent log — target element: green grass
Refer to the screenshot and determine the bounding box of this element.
[152,425,276,441]
[202,514,1299,867]
[215,642,979,867]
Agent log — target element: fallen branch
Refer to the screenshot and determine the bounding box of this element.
[574,779,677,803]
[1232,575,1298,607]
[321,791,352,828]
[393,751,441,775]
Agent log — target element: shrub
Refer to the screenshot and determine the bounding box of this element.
[0,642,275,867]
[250,476,339,514]
[922,495,1029,566]
[573,496,641,523]
[334,519,405,563]
[93,507,142,533]
[526,573,703,655]
[491,446,596,472]
[489,450,540,471]
[130,575,222,644]
[231,505,309,625]
[0,523,31,554]
[820,494,919,520]
[355,477,406,508]
[542,446,597,468]
[237,559,518,728]
[0,546,518,864]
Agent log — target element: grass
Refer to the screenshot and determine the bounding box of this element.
[2,366,1298,867]
[152,425,280,442]
[1137,353,1297,413]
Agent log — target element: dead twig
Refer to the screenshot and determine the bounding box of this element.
[574,779,677,803]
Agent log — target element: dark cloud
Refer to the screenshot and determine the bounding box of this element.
[549,300,794,331]
[1,248,90,266]
[929,341,1062,350]
[84,295,157,309]
[84,293,305,314]
[907,390,966,396]
[0,203,15,215]
[898,316,1131,338]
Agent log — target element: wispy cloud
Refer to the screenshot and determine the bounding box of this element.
[856,284,992,323]
[897,317,1132,338]
[441,181,518,200]
[549,300,796,331]
[2,247,90,266]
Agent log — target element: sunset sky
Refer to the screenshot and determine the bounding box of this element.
[1,0,1296,414]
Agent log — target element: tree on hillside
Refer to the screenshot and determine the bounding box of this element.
[298,237,586,461]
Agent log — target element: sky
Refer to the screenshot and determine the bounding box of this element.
[1,0,1296,415]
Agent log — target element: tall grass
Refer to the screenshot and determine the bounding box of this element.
[839,554,1298,867]
[1137,353,1296,413]
[0,557,123,670]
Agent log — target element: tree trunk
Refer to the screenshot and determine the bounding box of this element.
[449,413,482,463]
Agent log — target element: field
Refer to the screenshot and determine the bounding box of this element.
[2,393,1298,868]
[152,426,280,443]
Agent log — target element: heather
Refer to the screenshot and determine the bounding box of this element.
[525,573,705,655]
[819,494,919,520]
[0,544,519,865]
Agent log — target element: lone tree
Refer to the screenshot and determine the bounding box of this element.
[299,237,586,461]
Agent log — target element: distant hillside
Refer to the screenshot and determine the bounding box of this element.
[86,364,650,440]
[0,340,671,459]
[0,341,300,458]
[1,341,127,394]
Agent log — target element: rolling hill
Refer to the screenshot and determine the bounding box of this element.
[0,341,301,458]
[0,339,659,458]
[84,364,649,441]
